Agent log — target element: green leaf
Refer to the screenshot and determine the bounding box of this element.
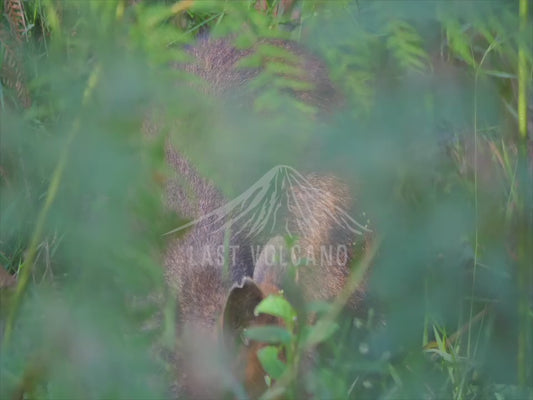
[424,348,453,363]
[303,320,339,347]
[254,295,297,328]
[306,300,332,316]
[446,20,476,67]
[257,346,287,380]
[482,70,516,79]
[273,76,314,92]
[386,20,429,73]
[236,53,264,69]
[265,62,305,79]
[256,44,298,64]
[244,326,293,344]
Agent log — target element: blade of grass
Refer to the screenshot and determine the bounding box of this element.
[0,64,101,351]
[517,0,531,388]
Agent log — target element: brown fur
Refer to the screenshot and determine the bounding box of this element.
[164,159,369,397]
[163,35,366,399]
[182,36,341,112]
[0,265,16,288]
[288,174,366,306]
[254,175,369,305]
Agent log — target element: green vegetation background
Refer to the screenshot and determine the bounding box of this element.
[0,0,531,399]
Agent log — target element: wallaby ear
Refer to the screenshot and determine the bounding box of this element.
[222,278,265,341]
[253,235,291,287]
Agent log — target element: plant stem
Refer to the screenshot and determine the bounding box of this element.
[517,0,528,141]
[0,64,101,351]
[516,0,531,388]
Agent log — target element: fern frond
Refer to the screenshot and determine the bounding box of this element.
[444,18,476,68]
[386,20,430,73]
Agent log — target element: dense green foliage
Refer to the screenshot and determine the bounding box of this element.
[1,0,532,399]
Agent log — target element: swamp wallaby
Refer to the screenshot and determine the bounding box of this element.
[164,36,370,398]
